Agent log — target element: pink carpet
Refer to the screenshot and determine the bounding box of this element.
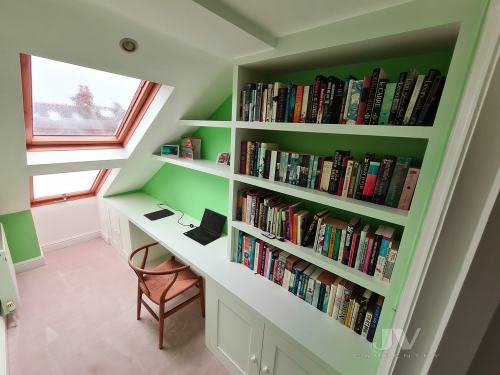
[7,238,228,375]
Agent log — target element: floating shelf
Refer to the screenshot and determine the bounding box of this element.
[234,121,434,139]
[178,120,232,128]
[232,221,390,297]
[232,173,409,226]
[152,155,230,178]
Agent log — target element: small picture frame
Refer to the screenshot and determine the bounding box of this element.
[161,144,180,157]
[216,152,231,166]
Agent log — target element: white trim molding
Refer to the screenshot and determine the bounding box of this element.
[40,231,101,253]
[14,255,46,274]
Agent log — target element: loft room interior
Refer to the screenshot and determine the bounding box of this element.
[0,0,499,374]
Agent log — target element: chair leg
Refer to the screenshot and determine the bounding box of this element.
[198,277,205,318]
[159,302,165,349]
[136,286,142,320]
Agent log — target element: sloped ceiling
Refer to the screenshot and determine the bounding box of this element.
[0,0,420,214]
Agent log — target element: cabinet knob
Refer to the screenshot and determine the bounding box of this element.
[250,354,257,363]
[262,365,269,374]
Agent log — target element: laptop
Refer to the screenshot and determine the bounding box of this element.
[184,209,226,245]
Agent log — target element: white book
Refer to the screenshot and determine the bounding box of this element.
[261,88,268,122]
[403,74,425,125]
[327,278,340,316]
[332,280,345,320]
[342,79,355,123]
[299,86,310,123]
[320,160,333,192]
[253,241,261,272]
[341,159,354,197]
[268,150,278,181]
[258,143,279,178]
[354,224,370,270]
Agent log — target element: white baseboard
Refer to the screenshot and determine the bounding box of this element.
[41,231,101,253]
[14,256,46,274]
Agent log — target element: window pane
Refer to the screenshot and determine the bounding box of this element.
[33,170,100,198]
[31,56,141,136]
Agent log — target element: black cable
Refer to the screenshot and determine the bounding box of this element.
[157,203,195,228]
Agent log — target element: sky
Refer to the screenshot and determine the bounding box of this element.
[31,55,141,108]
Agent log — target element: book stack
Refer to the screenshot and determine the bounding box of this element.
[239,68,445,126]
[239,142,421,211]
[236,230,385,342]
[237,189,400,283]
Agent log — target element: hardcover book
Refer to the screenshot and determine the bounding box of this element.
[384,157,412,207]
[378,82,397,125]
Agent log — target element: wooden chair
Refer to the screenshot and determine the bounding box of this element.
[128,242,205,349]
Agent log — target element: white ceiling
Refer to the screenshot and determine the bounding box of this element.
[194,0,413,38]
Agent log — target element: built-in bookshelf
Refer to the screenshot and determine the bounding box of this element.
[153,20,479,373]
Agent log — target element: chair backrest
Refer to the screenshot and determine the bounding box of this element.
[128,242,190,302]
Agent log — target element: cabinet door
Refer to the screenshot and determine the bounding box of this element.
[260,326,337,375]
[206,280,264,375]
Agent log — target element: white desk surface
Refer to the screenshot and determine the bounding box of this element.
[104,192,378,374]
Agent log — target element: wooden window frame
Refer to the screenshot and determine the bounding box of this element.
[20,54,161,151]
[30,169,111,207]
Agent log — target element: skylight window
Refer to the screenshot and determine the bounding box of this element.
[31,170,110,206]
[21,54,160,150]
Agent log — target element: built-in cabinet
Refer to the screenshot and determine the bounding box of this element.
[206,280,334,375]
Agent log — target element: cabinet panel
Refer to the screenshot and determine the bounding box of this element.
[206,280,264,375]
[260,325,337,375]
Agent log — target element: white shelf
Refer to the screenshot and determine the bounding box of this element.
[233,173,409,226]
[178,120,232,128]
[152,154,230,178]
[231,221,389,296]
[234,121,434,139]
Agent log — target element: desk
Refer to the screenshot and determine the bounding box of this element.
[104,192,378,375]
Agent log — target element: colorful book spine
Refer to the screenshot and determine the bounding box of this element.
[369,79,388,124]
[356,76,371,124]
[361,161,381,201]
[346,79,363,124]
[378,82,396,125]
[384,157,412,207]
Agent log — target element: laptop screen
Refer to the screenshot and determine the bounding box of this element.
[200,209,226,237]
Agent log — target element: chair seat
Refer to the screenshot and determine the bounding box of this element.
[143,258,199,305]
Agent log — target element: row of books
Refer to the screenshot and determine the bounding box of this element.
[236,188,399,282]
[239,68,444,126]
[239,141,420,210]
[236,231,384,342]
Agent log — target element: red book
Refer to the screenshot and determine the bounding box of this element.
[356,76,371,124]
[293,86,304,123]
[348,230,360,267]
[362,232,375,273]
[361,161,381,201]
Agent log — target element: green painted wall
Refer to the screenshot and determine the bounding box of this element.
[142,96,232,223]
[0,210,42,263]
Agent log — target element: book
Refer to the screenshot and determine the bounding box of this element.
[332,279,346,319]
[361,296,375,338]
[363,68,387,124]
[337,154,352,196]
[354,289,372,334]
[316,271,337,312]
[327,277,341,316]
[271,82,287,122]
[382,241,400,283]
[345,79,362,125]
[338,281,355,323]
[378,82,397,125]
[368,226,385,276]
[409,69,440,125]
[306,267,324,304]
[311,76,326,123]
[299,86,311,123]
[356,76,372,124]
[372,155,396,204]
[367,296,384,342]
[374,226,395,279]
[330,79,345,123]
[285,84,296,122]
[388,72,408,124]
[347,160,361,198]
[342,78,355,124]
[354,224,370,270]
[402,74,426,125]
[394,69,418,125]
[302,208,329,246]
[416,75,445,125]
[398,167,420,210]
[342,217,360,265]
[293,85,304,123]
[369,79,389,124]
[341,159,355,197]
[361,161,381,201]
[384,157,412,207]
[362,230,376,273]
[355,153,375,200]
[257,143,279,178]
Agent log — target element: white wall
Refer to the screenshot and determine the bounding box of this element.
[31,197,101,253]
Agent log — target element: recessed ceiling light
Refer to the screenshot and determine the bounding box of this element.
[120,38,138,53]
